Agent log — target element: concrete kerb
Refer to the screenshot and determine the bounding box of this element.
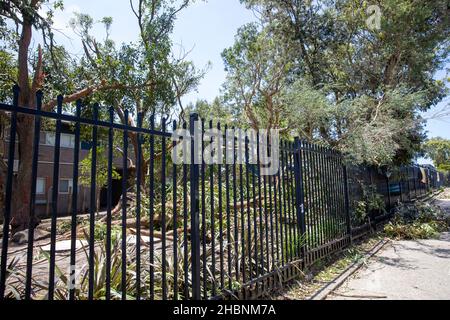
[308,238,391,300]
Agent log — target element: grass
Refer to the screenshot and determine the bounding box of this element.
[269,234,384,300]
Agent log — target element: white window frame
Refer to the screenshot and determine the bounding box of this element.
[59,179,73,194]
[43,132,76,149]
[36,178,46,195]
[61,133,75,148]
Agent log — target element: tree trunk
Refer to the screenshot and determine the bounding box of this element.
[10,111,39,233]
[7,6,37,234]
[96,188,101,215]
[129,131,147,186]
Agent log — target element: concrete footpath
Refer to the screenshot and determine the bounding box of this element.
[328,197,450,300]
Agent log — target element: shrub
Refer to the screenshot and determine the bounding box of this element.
[384,202,449,240]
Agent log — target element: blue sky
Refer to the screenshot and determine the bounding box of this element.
[47,0,449,164]
[48,0,257,104]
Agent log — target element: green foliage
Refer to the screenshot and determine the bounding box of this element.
[186,98,233,125]
[67,2,207,121]
[352,184,385,224]
[280,80,332,139]
[0,50,17,101]
[221,23,293,130]
[79,146,121,190]
[384,202,450,240]
[93,222,122,243]
[424,138,450,173]
[50,240,138,300]
[227,0,450,166]
[79,145,120,213]
[384,220,447,240]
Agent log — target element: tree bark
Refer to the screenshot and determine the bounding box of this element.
[9,7,40,233]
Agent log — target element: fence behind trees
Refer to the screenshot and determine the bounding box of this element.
[0,87,445,300]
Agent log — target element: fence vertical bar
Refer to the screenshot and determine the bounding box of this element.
[245,136,253,281]
[224,125,232,293]
[267,137,276,269]
[88,103,99,300]
[399,169,404,203]
[121,110,129,300]
[309,143,321,253]
[288,142,298,259]
[276,145,284,267]
[208,120,216,296]
[217,122,225,290]
[24,90,43,299]
[189,113,201,300]
[182,121,189,299]
[238,130,246,285]
[293,138,306,264]
[161,118,167,300]
[69,100,81,300]
[47,95,63,300]
[407,167,412,201]
[105,106,114,300]
[262,153,270,277]
[386,173,391,211]
[413,167,418,199]
[232,127,239,285]
[335,151,346,237]
[256,132,264,278]
[200,120,207,299]
[326,148,337,239]
[148,115,155,300]
[319,146,331,246]
[135,112,143,300]
[286,142,296,260]
[279,141,288,264]
[172,120,178,300]
[0,86,19,299]
[343,165,352,244]
[303,143,312,260]
[337,153,347,237]
[250,132,259,280]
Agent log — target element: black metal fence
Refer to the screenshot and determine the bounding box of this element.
[0,87,445,300]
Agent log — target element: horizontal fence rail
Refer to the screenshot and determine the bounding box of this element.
[0,87,446,300]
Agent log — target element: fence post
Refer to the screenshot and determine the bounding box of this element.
[343,165,352,245]
[0,85,19,299]
[189,113,201,300]
[413,167,418,199]
[293,138,307,265]
[407,167,412,201]
[399,169,404,202]
[386,174,391,212]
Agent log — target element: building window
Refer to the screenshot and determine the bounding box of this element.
[45,132,55,146]
[61,134,75,148]
[36,178,46,195]
[44,132,75,148]
[2,159,20,173]
[59,179,73,194]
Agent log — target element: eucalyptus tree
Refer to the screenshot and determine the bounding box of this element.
[0,0,75,232]
[0,0,205,232]
[221,23,293,132]
[224,0,449,166]
[69,1,207,185]
[424,138,450,172]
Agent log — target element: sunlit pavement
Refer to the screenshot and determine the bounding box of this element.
[328,194,450,300]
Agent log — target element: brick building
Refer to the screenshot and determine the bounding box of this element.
[1,122,125,218]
